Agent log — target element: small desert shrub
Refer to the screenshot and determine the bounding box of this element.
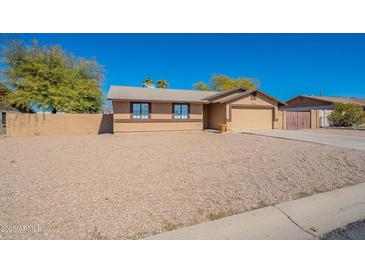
[257,200,272,208]
[328,103,364,127]
[207,212,227,220]
[164,223,183,231]
[296,192,311,199]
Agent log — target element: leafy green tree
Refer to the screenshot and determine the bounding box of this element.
[156,79,169,88]
[1,40,103,113]
[328,103,365,127]
[0,83,8,100]
[193,81,210,91]
[142,77,154,87]
[1,82,33,112]
[193,74,259,91]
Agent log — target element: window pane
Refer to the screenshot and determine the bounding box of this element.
[181,104,188,119]
[141,103,149,119]
[174,104,181,119]
[133,103,141,118]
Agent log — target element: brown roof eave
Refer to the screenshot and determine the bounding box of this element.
[208,88,286,106]
[203,87,249,101]
[255,89,286,106]
[108,98,210,104]
[286,95,365,106]
[286,95,332,105]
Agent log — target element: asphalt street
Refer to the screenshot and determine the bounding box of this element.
[323,220,365,240]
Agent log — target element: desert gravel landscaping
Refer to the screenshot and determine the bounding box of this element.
[1,131,365,239]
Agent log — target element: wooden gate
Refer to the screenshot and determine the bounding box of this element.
[286,111,311,130]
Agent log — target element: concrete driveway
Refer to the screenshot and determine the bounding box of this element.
[242,130,365,151]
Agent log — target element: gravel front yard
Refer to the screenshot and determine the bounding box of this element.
[1,131,365,239]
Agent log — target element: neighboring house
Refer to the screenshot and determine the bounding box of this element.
[284,95,365,111]
[107,86,286,133]
[0,101,20,135]
[283,95,365,127]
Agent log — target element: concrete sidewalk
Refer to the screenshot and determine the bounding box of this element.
[145,183,365,240]
[241,130,365,151]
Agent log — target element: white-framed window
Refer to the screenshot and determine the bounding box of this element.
[132,103,150,119]
[173,103,189,119]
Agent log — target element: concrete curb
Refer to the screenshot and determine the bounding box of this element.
[145,183,365,240]
[276,183,365,237]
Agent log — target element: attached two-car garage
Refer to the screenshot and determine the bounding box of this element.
[230,107,273,130]
[205,89,285,131]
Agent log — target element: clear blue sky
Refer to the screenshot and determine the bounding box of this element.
[1,33,365,101]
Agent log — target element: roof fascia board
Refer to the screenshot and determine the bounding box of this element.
[108,98,209,104]
[255,89,286,106]
[204,87,248,101]
[286,95,334,105]
[210,88,286,106]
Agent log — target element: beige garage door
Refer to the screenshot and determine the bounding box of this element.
[231,108,273,130]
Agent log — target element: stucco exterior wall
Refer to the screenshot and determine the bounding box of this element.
[112,101,130,119]
[207,103,227,130]
[150,102,172,119]
[114,121,203,132]
[6,113,113,137]
[112,101,203,133]
[274,110,284,129]
[231,92,276,106]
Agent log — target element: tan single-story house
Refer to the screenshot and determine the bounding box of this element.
[107,86,286,133]
[284,95,365,111]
